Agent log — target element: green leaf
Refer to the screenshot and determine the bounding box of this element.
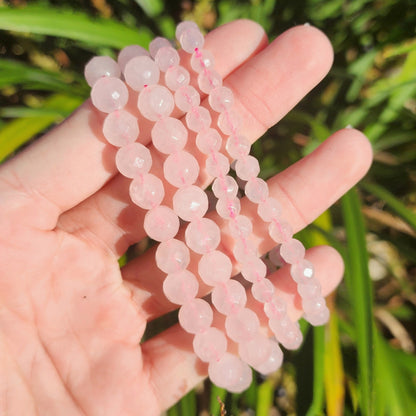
[210,383,227,415]
[256,378,275,416]
[133,0,164,17]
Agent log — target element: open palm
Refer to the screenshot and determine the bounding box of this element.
[0,20,372,415]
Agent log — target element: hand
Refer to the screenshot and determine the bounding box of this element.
[0,20,372,415]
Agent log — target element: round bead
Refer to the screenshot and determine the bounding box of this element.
[298,277,322,299]
[290,259,314,284]
[155,46,180,72]
[195,128,222,154]
[174,85,201,112]
[245,177,269,203]
[205,152,230,178]
[90,77,128,113]
[227,362,252,393]
[163,270,199,305]
[225,134,251,160]
[232,238,257,263]
[175,21,199,40]
[253,340,283,375]
[258,197,282,222]
[235,155,260,181]
[264,297,287,320]
[191,49,215,73]
[124,55,160,91]
[129,173,164,209]
[225,307,260,342]
[138,85,174,121]
[118,45,149,73]
[85,56,121,87]
[218,109,240,135]
[211,279,247,315]
[185,218,221,254]
[251,278,275,303]
[228,215,253,239]
[149,37,172,59]
[155,238,190,274]
[268,219,293,244]
[103,110,139,147]
[115,143,152,178]
[144,205,179,242]
[269,316,303,350]
[193,327,227,363]
[185,106,212,132]
[240,256,267,283]
[178,298,213,334]
[209,86,234,112]
[163,151,199,188]
[198,250,232,286]
[179,28,204,53]
[208,353,246,390]
[303,296,327,316]
[173,185,208,221]
[197,69,222,94]
[238,335,272,367]
[151,117,188,154]
[280,238,306,264]
[216,196,241,219]
[165,66,190,91]
[212,175,238,199]
[305,305,330,326]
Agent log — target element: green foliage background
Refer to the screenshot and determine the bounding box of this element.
[0,0,415,415]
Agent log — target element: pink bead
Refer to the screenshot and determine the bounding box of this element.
[155,46,180,72]
[228,215,253,239]
[208,353,246,390]
[216,196,241,219]
[118,45,149,73]
[173,185,208,221]
[124,55,160,91]
[269,317,303,350]
[233,238,257,263]
[225,307,260,342]
[251,278,275,303]
[193,327,227,362]
[303,296,327,316]
[90,77,128,113]
[264,297,287,320]
[235,155,260,181]
[103,110,139,147]
[258,197,282,222]
[197,69,222,93]
[227,362,252,393]
[298,277,321,299]
[165,66,190,91]
[190,49,215,73]
[198,250,232,285]
[185,106,212,132]
[245,177,269,203]
[151,117,188,154]
[212,175,238,199]
[178,298,213,334]
[241,257,267,283]
[149,37,172,59]
[144,205,179,242]
[163,151,199,188]
[291,259,314,284]
[280,238,306,264]
[163,270,199,305]
[209,86,234,113]
[253,340,283,375]
[115,143,152,178]
[218,109,240,135]
[138,85,174,121]
[225,134,251,160]
[195,128,222,154]
[179,28,204,53]
[305,306,330,326]
[211,280,247,315]
[155,238,190,274]
[129,173,164,209]
[174,85,201,112]
[206,152,230,178]
[238,335,272,367]
[85,56,120,87]
[175,21,199,40]
[268,219,293,244]
[185,218,220,254]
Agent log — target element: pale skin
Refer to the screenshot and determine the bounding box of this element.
[0,20,372,415]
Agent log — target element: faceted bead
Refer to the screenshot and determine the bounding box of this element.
[103,110,139,147]
[218,109,240,135]
[225,307,260,342]
[165,66,190,91]
[298,277,321,299]
[179,28,204,53]
[185,218,220,254]
[245,177,269,203]
[212,175,238,199]
[268,219,293,244]
[205,152,230,178]
[90,77,128,113]
[208,353,245,390]
[118,45,149,73]
[155,238,190,274]
[115,143,152,178]
[193,327,227,362]
[190,49,215,73]
[241,257,267,283]
[174,85,200,112]
[253,340,283,375]
[235,155,260,181]
[151,117,188,154]
[173,185,208,221]
[178,298,213,334]
[269,316,303,350]
[163,151,199,188]
[238,335,272,367]
[228,215,253,239]
[85,56,121,87]
[268,246,284,267]
[216,196,241,219]
[290,259,314,284]
[251,278,275,303]
[185,106,212,132]
[280,238,306,264]
[143,205,179,242]
[138,85,174,121]
[211,280,247,315]
[264,297,287,320]
[258,197,282,222]
[155,46,180,72]
[196,128,222,155]
[175,21,199,40]
[129,173,164,209]
[149,37,172,59]
[124,55,160,91]
[305,305,330,326]
[233,238,257,263]
[209,86,234,113]
[198,250,232,286]
[227,362,252,393]
[163,270,199,305]
[197,69,222,93]
[225,134,251,160]
[303,296,327,316]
